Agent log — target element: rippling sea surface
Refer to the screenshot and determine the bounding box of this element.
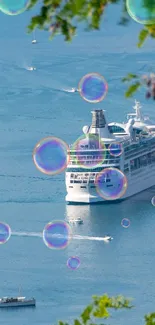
[0,2,155,325]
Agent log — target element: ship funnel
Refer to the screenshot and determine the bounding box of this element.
[89,109,114,139]
[91,109,107,128]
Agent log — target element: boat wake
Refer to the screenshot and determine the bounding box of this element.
[11,231,111,243]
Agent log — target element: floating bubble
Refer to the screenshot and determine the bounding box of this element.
[121,218,130,228]
[95,167,128,200]
[43,221,72,249]
[0,222,11,244]
[108,142,123,157]
[0,0,30,15]
[78,73,108,103]
[126,0,155,25]
[72,134,106,169]
[67,256,80,270]
[33,137,70,175]
[151,196,155,206]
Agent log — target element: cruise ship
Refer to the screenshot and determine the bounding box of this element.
[65,100,155,204]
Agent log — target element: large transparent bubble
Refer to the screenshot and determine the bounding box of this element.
[0,0,30,16]
[126,0,155,25]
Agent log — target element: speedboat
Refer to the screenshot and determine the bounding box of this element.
[71,87,78,93]
[0,296,36,308]
[77,217,83,224]
[103,235,113,241]
[32,39,37,44]
[27,66,36,71]
[68,217,83,225]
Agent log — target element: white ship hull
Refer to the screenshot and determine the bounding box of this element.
[65,164,155,204]
[0,300,36,308]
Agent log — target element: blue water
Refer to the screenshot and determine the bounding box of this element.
[0,2,155,325]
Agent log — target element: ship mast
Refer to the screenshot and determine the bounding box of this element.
[133,100,143,121]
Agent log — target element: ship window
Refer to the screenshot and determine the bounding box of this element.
[108,125,126,134]
[80,186,86,188]
[69,186,73,188]
[74,180,81,183]
[90,186,95,188]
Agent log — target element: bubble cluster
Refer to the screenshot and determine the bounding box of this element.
[78,73,108,103]
[33,137,69,175]
[67,256,80,270]
[0,222,11,244]
[151,196,155,206]
[108,142,123,157]
[95,167,128,200]
[43,221,72,249]
[126,0,155,25]
[121,218,130,228]
[72,134,106,168]
[0,0,30,15]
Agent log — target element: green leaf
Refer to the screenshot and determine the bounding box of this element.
[80,304,93,324]
[125,82,141,98]
[74,320,82,325]
[122,73,138,82]
[137,28,149,48]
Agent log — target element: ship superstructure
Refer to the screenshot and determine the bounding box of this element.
[65,100,155,204]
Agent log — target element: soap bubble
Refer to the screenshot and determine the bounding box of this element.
[72,134,106,168]
[121,218,130,228]
[95,167,128,200]
[43,221,72,249]
[108,142,123,157]
[0,0,30,15]
[33,137,69,175]
[151,196,155,206]
[67,256,80,270]
[78,73,108,103]
[126,0,155,25]
[0,222,11,244]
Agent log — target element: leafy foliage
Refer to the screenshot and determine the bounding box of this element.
[27,0,155,98]
[56,294,155,325]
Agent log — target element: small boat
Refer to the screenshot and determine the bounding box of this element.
[0,296,36,308]
[103,235,113,241]
[27,66,36,71]
[32,39,37,44]
[77,217,83,224]
[70,88,78,93]
[68,217,83,225]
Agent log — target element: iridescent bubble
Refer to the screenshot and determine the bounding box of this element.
[121,218,130,228]
[67,256,80,270]
[0,0,30,15]
[43,221,72,249]
[78,73,108,103]
[151,196,155,206]
[0,222,11,244]
[33,137,70,175]
[108,142,123,157]
[126,0,155,25]
[72,134,106,169]
[95,167,128,200]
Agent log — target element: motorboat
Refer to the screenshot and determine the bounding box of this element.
[32,39,37,44]
[0,296,36,308]
[68,217,83,225]
[70,88,78,93]
[27,66,36,71]
[103,235,113,241]
[77,217,83,224]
